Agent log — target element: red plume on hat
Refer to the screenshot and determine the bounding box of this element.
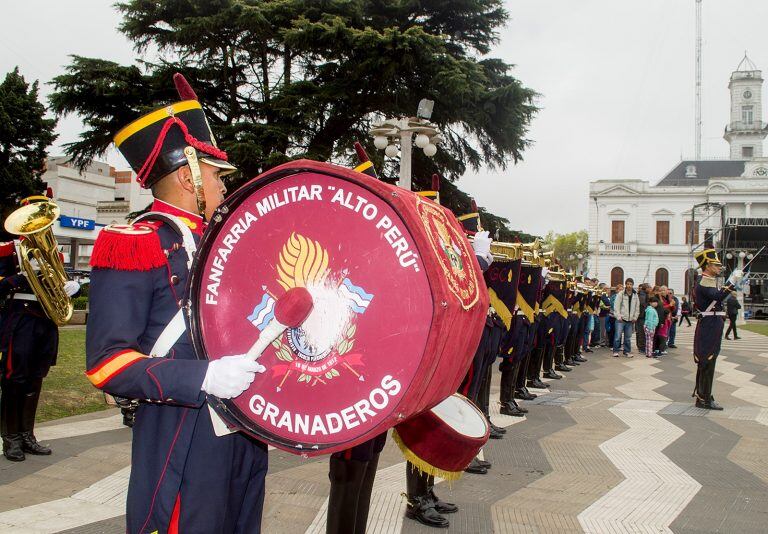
[173,73,199,101]
[431,174,440,192]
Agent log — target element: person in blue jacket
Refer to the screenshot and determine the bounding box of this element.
[85,80,268,533]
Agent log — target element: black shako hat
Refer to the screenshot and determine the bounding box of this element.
[114,100,236,188]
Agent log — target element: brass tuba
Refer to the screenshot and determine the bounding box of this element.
[4,199,73,325]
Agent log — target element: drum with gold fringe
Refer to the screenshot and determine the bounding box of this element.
[188,160,489,456]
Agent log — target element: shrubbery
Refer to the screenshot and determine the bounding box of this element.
[72,296,88,310]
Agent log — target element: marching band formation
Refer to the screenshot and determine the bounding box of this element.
[0,75,744,534]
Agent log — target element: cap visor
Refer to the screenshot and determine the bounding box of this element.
[200,156,237,176]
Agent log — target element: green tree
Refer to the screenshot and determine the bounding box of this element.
[543,230,588,271]
[50,0,536,231]
[0,68,57,219]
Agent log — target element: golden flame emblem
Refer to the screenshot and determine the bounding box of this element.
[277,232,330,290]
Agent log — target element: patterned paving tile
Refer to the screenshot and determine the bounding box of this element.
[1,321,767,533]
[491,397,626,534]
[665,413,768,533]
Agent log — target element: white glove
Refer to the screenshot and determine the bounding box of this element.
[472,231,492,261]
[64,280,80,297]
[540,267,550,281]
[727,269,744,286]
[201,355,266,399]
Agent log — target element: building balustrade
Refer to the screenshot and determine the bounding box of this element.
[725,121,768,132]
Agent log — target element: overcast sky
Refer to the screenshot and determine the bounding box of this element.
[3,1,768,236]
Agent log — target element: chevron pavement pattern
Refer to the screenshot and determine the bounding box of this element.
[0,323,766,532]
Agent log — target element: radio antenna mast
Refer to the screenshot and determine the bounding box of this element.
[695,0,703,159]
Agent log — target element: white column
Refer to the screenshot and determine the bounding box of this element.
[745,201,752,218]
[398,121,413,191]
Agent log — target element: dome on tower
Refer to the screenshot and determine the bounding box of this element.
[736,52,758,73]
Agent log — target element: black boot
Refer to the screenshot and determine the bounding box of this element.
[20,387,51,455]
[426,474,458,514]
[528,378,550,389]
[406,495,450,528]
[527,347,545,386]
[327,456,368,534]
[486,414,506,434]
[514,388,536,401]
[703,363,723,410]
[555,346,572,371]
[2,435,24,462]
[510,398,528,413]
[406,465,450,528]
[498,359,517,414]
[1,381,25,462]
[499,400,525,417]
[475,458,492,469]
[352,453,379,534]
[463,457,488,475]
[574,354,588,363]
[543,369,562,379]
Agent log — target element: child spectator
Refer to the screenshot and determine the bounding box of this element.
[644,297,660,358]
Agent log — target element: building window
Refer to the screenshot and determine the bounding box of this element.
[685,221,700,244]
[655,268,669,287]
[611,220,625,243]
[610,266,624,287]
[656,221,670,244]
[742,105,754,124]
[742,146,754,158]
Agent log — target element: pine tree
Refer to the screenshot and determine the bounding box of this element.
[50,0,537,237]
[0,68,57,218]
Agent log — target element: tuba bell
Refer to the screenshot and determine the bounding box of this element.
[4,198,73,326]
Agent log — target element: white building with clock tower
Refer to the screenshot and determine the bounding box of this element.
[724,55,768,159]
[588,55,768,317]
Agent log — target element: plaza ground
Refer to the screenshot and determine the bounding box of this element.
[2,323,767,533]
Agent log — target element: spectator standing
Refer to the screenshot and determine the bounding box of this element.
[654,286,673,356]
[607,286,620,344]
[598,284,611,347]
[679,296,692,326]
[724,294,741,340]
[613,278,639,357]
[643,297,660,358]
[635,284,649,354]
[668,289,680,348]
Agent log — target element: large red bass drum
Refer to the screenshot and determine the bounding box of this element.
[188,160,488,455]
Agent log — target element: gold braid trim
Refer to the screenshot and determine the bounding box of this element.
[391,429,464,482]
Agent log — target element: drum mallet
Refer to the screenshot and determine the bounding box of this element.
[246,287,314,360]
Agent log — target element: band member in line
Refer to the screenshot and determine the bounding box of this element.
[86,78,268,533]
[0,202,79,462]
[692,247,741,410]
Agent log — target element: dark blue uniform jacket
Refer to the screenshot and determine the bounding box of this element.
[85,201,267,534]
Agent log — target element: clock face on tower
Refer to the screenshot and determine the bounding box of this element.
[744,90,753,99]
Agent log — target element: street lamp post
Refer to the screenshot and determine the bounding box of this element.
[370,100,441,191]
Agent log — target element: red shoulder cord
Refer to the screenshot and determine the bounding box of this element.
[136,116,228,187]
